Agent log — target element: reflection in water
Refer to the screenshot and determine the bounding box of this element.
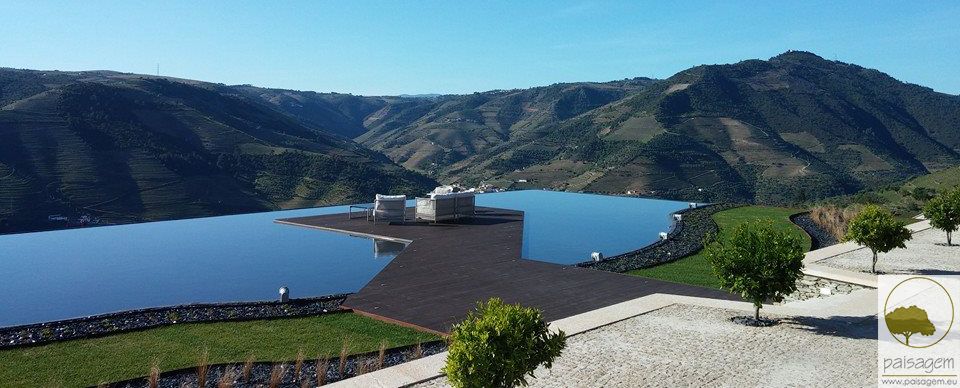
[0,204,404,328]
[0,191,686,327]
[476,190,689,264]
[374,239,407,259]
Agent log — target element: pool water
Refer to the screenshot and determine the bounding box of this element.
[477,191,688,264]
[0,205,404,328]
[0,191,687,327]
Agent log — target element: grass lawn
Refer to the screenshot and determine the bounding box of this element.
[0,312,438,387]
[628,206,812,289]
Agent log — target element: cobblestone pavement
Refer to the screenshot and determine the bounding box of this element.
[817,228,960,274]
[414,305,876,388]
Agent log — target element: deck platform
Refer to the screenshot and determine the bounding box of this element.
[277,207,736,334]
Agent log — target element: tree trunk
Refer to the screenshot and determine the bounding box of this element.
[948,232,952,246]
[904,333,912,346]
[872,251,878,274]
[755,305,760,321]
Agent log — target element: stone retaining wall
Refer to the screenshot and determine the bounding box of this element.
[779,275,867,304]
[578,203,741,272]
[1,295,347,349]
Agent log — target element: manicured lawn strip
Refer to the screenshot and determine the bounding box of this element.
[627,206,811,289]
[628,251,721,288]
[0,312,437,387]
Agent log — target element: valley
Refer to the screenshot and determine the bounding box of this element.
[2,50,959,233]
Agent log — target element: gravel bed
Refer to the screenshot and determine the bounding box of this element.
[816,228,960,274]
[414,304,876,387]
[791,212,838,249]
[110,341,447,387]
[0,295,347,349]
[579,203,742,272]
[779,275,866,304]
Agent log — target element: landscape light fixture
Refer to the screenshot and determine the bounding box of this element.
[279,286,289,303]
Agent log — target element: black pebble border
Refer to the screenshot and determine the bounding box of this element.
[577,203,742,272]
[0,295,347,349]
[790,211,839,250]
[109,340,448,388]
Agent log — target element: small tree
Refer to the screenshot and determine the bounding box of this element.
[444,298,566,388]
[923,188,960,246]
[845,205,912,273]
[885,305,935,346]
[708,221,805,322]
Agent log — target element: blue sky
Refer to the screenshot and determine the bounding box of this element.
[1,0,957,95]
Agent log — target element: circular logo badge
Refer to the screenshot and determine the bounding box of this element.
[883,276,955,348]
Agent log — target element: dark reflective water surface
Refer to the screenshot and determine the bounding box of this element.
[0,191,686,327]
[477,191,687,264]
[0,205,402,327]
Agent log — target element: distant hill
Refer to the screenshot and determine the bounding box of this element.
[397,94,443,100]
[0,69,435,233]
[264,51,955,205]
[247,79,658,175]
[3,51,959,232]
[552,50,960,203]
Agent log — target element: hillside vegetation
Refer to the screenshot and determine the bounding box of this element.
[0,70,434,233]
[251,52,960,205]
[807,165,960,239]
[3,50,959,232]
[428,52,960,203]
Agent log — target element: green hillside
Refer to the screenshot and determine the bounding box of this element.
[818,164,960,219]
[3,51,960,232]
[248,79,657,176]
[429,52,960,204]
[252,51,958,206]
[0,69,435,234]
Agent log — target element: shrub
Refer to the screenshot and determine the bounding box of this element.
[845,205,912,273]
[196,348,209,388]
[809,204,861,240]
[923,188,960,246]
[444,298,566,388]
[708,221,805,321]
[315,354,330,386]
[910,187,937,201]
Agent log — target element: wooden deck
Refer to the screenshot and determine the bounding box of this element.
[277,207,736,334]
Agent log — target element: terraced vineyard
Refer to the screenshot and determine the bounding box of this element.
[0,70,435,234]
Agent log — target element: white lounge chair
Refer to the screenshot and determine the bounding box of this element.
[371,194,407,223]
[416,189,475,222]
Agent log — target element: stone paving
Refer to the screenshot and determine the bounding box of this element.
[816,228,960,275]
[413,304,877,388]
[779,275,866,304]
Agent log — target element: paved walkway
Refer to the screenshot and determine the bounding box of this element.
[278,207,736,334]
[816,227,960,275]
[325,218,955,387]
[801,219,936,287]
[330,290,881,388]
[415,304,876,387]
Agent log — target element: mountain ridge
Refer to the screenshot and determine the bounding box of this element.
[0,69,436,234]
[2,50,959,233]
[328,50,959,204]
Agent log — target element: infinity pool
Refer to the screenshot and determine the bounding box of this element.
[0,191,687,327]
[478,191,688,264]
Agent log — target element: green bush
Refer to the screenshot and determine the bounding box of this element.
[911,187,937,201]
[444,298,566,388]
[923,188,960,246]
[708,221,805,321]
[846,205,912,273]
